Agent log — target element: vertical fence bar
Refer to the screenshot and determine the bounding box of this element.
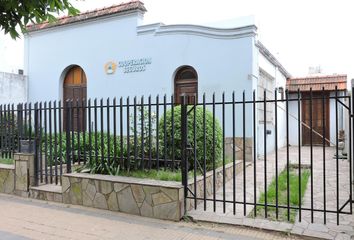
[58,101,63,180]
[44,102,48,183]
[286,90,290,221]
[65,100,72,173]
[54,101,58,185]
[7,105,11,157]
[88,99,92,167]
[8,104,11,157]
[16,104,22,153]
[203,93,207,211]
[156,95,160,170]
[34,103,39,186]
[134,97,138,169]
[181,95,188,215]
[28,103,32,149]
[298,89,302,222]
[100,99,104,167]
[148,96,152,170]
[6,104,9,158]
[11,104,15,158]
[193,95,197,209]
[335,86,339,225]
[94,99,98,167]
[39,102,43,183]
[119,97,123,169]
[163,95,167,169]
[107,98,111,167]
[24,103,27,144]
[4,105,7,158]
[233,92,237,215]
[263,90,267,218]
[127,97,130,171]
[349,87,353,214]
[243,91,247,216]
[222,92,226,213]
[0,105,6,157]
[4,104,7,158]
[275,89,279,219]
[141,96,145,170]
[212,93,216,212]
[310,88,314,223]
[77,100,81,165]
[322,87,326,224]
[82,99,87,165]
[0,105,2,157]
[70,100,75,168]
[171,95,175,170]
[253,90,257,217]
[0,105,3,157]
[113,98,117,165]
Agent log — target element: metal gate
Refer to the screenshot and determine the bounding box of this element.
[181,88,353,225]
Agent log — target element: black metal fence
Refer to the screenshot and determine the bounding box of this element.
[182,88,352,225]
[0,88,352,225]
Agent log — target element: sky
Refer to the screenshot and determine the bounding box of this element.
[0,0,353,79]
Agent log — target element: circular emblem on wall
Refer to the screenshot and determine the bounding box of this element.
[104,61,117,75]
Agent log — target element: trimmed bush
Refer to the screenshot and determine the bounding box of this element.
[159,105,222,170]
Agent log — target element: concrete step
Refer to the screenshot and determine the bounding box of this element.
[30,184,63,203]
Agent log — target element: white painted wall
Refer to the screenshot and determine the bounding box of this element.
[0,72,27,105]
[24,12,258,138]
[256,53,287,157]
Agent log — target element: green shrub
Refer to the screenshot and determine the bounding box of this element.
[159,105,222,170]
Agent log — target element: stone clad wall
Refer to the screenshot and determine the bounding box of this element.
[187,161,249,210]
[62,173,184,221]
[0,164,15,194]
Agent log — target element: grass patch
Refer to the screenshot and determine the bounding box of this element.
[252,168,310,223]
[0,158,14,165]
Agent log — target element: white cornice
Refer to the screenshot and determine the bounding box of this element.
[137,23,257,39]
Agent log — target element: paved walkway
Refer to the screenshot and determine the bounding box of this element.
[0,194,302,240]
[189,146,354,239]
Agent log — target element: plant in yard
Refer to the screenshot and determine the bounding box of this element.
[129,106,157,161]
[159,105,223,171]
[76,158,121,176]
[251,168,310,223]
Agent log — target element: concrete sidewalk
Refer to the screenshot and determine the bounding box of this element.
[0,194,302,240]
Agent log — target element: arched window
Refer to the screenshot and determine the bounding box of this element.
[63,65,87,131]
[174,66,198,104]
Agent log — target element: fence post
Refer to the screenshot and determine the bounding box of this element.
[65,100,72,173]
[181,95,188,214]
[33,103,39,186]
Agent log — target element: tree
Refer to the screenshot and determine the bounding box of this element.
[0,1,80,39]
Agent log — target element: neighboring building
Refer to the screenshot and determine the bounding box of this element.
[24,0,291,158]
[0,71,27,105]
[287,74,348,146]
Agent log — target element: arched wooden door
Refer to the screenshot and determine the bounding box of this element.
[174,67,198,104]
[63,66,87,132]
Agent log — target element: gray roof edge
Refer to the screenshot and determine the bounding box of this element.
[256,41,291,78]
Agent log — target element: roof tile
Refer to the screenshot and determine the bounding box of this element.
[286,74,347,92]
[26,1,146,32]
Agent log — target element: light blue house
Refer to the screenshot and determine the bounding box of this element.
[24,1,291,158]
